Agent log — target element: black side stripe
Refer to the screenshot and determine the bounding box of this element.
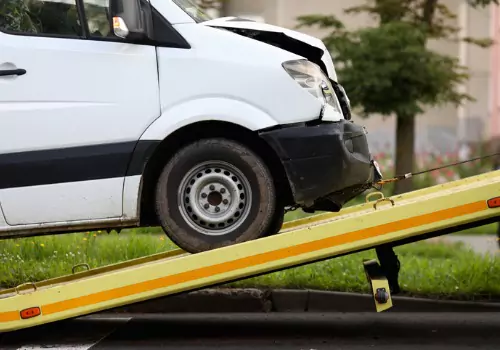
[0,141,160,190]
[125,140,162,177]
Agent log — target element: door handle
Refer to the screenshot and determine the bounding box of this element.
[0,69,27,77]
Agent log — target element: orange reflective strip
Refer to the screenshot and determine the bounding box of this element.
[0,200,488,322]
[40,200,488,316]
[0,311,20,323]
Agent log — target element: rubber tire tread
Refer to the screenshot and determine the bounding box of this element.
[155,138,277,253]
[265,205,285,236]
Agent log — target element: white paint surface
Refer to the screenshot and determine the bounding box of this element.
[0,178,124,225]
[0,0,339,234]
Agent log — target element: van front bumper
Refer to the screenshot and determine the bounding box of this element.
[259,119,381,211]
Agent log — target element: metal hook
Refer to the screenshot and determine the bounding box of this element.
[72,263,90,274]
[15,282,37,295]
[373,198,395,210]
[365,191,385,203]
[365,191,395,210]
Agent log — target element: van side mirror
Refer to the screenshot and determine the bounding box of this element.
[110,0,153,40]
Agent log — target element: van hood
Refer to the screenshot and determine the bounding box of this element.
[202,17,338,82]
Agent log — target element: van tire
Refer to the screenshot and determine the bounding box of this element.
[266,205,285,236]
[154,138,277,253]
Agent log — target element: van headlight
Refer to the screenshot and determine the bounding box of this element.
[282,59,344,122]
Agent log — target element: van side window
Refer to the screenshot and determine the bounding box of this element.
[0,0,83,36]
[84,0,113,38]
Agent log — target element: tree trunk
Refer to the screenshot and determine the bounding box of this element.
[393,114,415,195]
[423,0,438,25]
[391,0,434,196]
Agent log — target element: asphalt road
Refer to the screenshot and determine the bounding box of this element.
[1,313,500,350]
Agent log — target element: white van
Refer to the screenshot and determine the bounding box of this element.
[0,0,382,253]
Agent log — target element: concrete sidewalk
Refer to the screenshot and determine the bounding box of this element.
[429,234,499,256]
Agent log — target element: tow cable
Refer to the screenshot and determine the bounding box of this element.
[374,151,500,187]
[289,151,500,294]
[284,152,500,215]
[285,152,500,295]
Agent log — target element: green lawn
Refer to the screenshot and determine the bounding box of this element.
[1,229,499,301]
[1,178,499,299]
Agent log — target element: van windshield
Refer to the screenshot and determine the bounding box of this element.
[172,0,213,23]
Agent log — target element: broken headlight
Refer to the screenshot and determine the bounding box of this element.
[282,59,344,122]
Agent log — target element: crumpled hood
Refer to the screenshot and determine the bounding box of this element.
[202,16,338,82]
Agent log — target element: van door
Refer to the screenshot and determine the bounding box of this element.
[0,0,160,225]
[0,202,6,228]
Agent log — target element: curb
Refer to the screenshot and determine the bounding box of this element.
[109,288,273,314]
[107,288,500,314]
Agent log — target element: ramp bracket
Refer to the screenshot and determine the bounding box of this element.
[363,259,393,312]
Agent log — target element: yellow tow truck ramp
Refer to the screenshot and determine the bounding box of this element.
[1,170,500,332]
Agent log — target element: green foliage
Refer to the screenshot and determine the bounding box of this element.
[317,21,471,118]
[297,0,496,120]
[0,0,37,33]
[0,1,83,36]
[295,14,345,30]
[231,241,500,300]
[468,0,499,7]
[297,0,498,194]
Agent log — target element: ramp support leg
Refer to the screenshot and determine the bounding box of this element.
[363,259,393,312]
[375,245,401,295]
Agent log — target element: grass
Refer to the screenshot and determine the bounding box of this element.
[2,144,499,303]
[1,229,499,301]
[1,171,499,299]
[456,222,499,235]
[229,241,500,301]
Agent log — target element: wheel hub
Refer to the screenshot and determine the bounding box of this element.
[207,191,223,206]
[178,161,252,236]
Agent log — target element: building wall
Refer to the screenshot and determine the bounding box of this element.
[223,0,493,156]
[460,3,492,143]
[490,4,500,143]
[222,0,277,23]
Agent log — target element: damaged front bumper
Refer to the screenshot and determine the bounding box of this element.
[259,119,382,212]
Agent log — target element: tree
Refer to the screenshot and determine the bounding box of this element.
[0,0,37,33]
[297,0,498,195]
[0,1,83,35]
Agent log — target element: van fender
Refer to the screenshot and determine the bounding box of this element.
[122,97,279,219]
[140,96,279,141]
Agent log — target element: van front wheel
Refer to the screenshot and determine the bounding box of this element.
[155,138,277,253]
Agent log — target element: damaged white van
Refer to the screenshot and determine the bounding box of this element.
[0,0,382,253]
